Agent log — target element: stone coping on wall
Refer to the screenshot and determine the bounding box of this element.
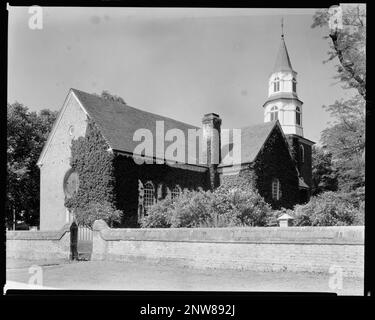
[6,223,71,240]
[93,220,364,245]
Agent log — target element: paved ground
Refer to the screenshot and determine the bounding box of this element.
[5,258,364,295]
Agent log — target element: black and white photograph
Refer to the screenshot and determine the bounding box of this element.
[5,4,366,299]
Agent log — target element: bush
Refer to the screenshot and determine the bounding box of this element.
[74,201,122,228]
[293,191,364,226]
[141,176,272,228]
[212,179,272,227]
[141,190,213,228]
[140,198,173,228]
[169,190,213,227]
[198,212,235,228]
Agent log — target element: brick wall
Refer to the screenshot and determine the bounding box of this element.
[6,223,71,260]
[92,220,364,277]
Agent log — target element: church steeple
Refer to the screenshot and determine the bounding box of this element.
[273,34,293,73]
[263,20,304,137]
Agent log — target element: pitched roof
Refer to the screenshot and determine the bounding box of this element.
[277,213,294,220]
[219,121,277,166]
[273,36,293,73]
[71,89,205,165]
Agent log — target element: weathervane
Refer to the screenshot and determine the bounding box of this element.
[281,17,284,38]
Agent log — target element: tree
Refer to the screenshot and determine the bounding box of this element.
[93,90,127,105]
[320,95,365,191]
[312,4,366,192]
[312,4,366,98]
[6,103,58,228]
[311,146,338,195]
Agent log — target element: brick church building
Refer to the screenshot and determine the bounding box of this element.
[37,33,314,230]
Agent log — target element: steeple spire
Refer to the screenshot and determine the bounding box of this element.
[264,20,303,137]
[272,23,293,73]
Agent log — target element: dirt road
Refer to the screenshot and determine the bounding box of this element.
[6,258,364,295]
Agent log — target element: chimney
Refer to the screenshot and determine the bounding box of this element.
[202,113,222,190]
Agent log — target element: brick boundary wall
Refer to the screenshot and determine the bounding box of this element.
[6,223,72,260]
[92,220,364,277]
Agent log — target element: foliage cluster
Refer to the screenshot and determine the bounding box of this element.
[141,176,272,228]
[292,191,364,226]
[74,201,122,228]
[7,103,57,227]
[65,119,123,227]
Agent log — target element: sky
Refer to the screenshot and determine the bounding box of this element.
[7,6,357,143]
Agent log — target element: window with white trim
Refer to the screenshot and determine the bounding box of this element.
[292,78,297,92]
[272,178,282,200]
[144,181,155,213]
[296,106,301,125]
[273,77,280,92]
[270,106,278,121]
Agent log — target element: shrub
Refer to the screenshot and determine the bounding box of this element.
[74,201,122,228]
[212,177,272,226]
[141,190,213,228]
[198,212,236,228]
[293,191,364,226]
[140,198,173,228]
[141,176,272,228]
[169,190,213,228]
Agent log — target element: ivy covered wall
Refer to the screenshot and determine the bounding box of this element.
[219,126,300,210]
[253,126,300,209]
[113,155,209,227]
[65,119,116,216]
[286,135,313,188]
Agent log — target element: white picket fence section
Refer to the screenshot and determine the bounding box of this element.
[78,226,93,242]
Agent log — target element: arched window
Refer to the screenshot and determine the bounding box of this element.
[272,178,282,200]
[292,78,297,92]
[144,181,155,213]
[171,185,182,200]
[300,145,305,163]
[270,106,278,121]
[296,106,301,125]
[63,169,79,199]
[273,77,280,92]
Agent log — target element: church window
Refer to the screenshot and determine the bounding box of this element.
[273,77,280,92]
[300,145,305,163]
[270,106,278,121]
[272,178,282,200]
[296,106,301,125]
[144,181,155,213]
[171,185,182,200]
[292,78,297,92]
[63,169,79,199]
